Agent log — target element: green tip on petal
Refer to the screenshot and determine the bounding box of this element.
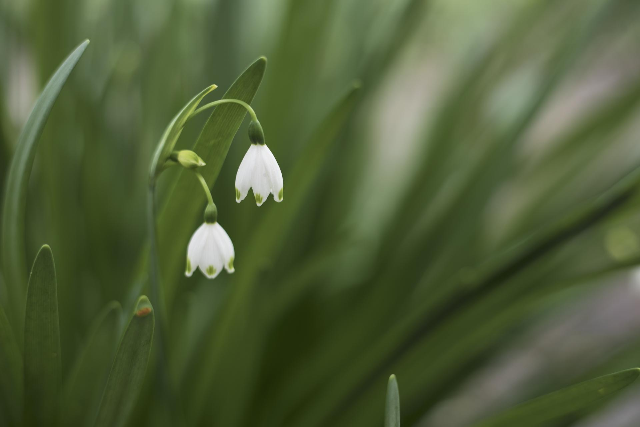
[206,266,216,277]
[235,187,241,201]
[278,188,284,201]
[255,193,263,205]
[186,257,192,274]
[228,257,235,271]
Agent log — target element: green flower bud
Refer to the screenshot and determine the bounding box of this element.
[172,150,206,169]
[248,120,265,145]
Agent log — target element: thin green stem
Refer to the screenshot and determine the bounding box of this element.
[191,99,258,122]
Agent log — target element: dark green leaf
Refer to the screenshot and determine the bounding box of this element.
[1,40,89,332]
[94,296,154,427]
[0,301,22,426]
[474,368,640,427]
[157,57,267,302]
[61,301,122,427]
[24,245,61,426]
[187,83,361,423]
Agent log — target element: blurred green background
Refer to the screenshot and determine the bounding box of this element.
[2,0,640,426]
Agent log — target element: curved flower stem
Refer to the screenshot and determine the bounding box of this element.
[190,98,258,122]
[193,171,214,206]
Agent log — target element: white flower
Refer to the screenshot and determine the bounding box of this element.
[185,222,235,279]
[235,144,283,206]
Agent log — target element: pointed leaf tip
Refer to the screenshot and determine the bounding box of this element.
[385,374,400,427]
[135,296,153,317]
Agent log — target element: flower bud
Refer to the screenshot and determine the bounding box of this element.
[173,150,206,169]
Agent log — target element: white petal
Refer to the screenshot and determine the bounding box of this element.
[262,144,283,202]
[251,145,271,206]
[198,224,224,279]
[186,223,208,277]
[235,145,259,202]
[212,222,235,273]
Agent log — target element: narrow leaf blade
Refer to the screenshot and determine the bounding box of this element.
[62,301,122,427]
[23,245,61,425]
[0,302,22,426]
[157,57,267,301]
[1,40,89,331]
[94,296,155,427]
[385,375,400,427]
[474,368,640,427]
[150,84,217,177]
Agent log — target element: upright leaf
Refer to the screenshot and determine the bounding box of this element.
[94,296,154,427]
[474,368,640,427]
[157,57,267,302]
[61,302,122,427]
[0,301,22,426]
[1,40,89,331]
[385,375,400,427]
[149,84,217,178]
[188,83,361,423]
[23,245,61,426]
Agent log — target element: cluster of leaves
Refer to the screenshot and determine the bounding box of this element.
[2,0,640,426]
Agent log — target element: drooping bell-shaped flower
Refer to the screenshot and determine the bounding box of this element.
[235,120,283,206]
[185,205,235,279]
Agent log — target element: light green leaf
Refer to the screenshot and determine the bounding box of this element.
[61,301,122,427]
[149,84,217,178]
[157,56,267,302]
[23,245,61,426]
[0,301,22,426]
[474,368,640,427]
[94,296,154,427]
[1,40,89,332]
[385,375,400,427]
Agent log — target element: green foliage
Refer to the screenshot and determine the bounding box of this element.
[23,245,61,426]
[0,303,22,426]
[385,375,400,427]
[1,41,88,333]
[94,296,154,427]
[474,369,640,427]
[61,302,122,427]
[2,1,640,427]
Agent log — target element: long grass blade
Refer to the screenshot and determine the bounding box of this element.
[0,301,22,426]
[385,375,400,427]
[1,40,89,333]
[473,368,640,427]
[157,57,267,303]
[94,296,155,427]
[61,302,122,427]
[23,245,61,426]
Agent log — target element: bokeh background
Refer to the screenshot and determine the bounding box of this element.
[2,0,640,426]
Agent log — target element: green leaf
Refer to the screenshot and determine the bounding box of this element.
[1,40,89,332]
[157,56,267,302]
[385,375,400,427]
[186,83,361,423]
[149,84,218,178]
[473,368,640,427]
[94,296,154,427]
[0,301,22,426]
[61,301,122,427]
[23,245,61,426]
